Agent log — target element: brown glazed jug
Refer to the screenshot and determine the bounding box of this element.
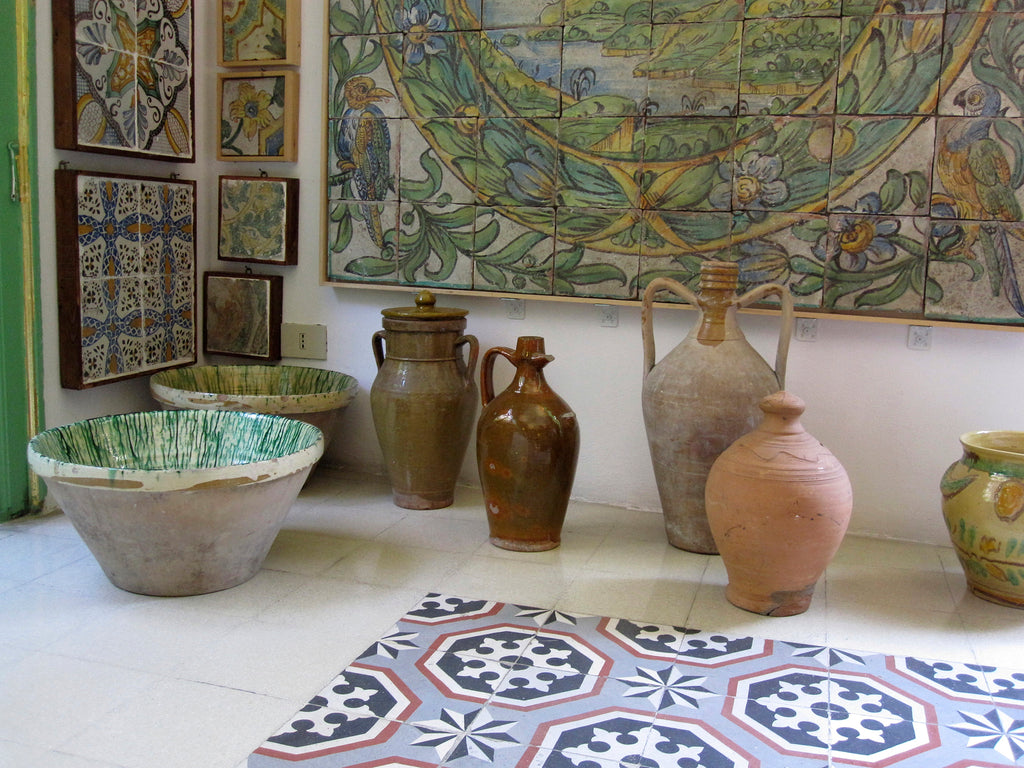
[371,290,478,509]
[641,260,793,553]
[477,336,579,551]
[705,391,852,616]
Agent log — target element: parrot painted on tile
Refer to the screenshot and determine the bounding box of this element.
[337,76,394,247]
[937,83,1024,316]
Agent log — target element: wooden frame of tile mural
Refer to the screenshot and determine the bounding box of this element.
[51,0,194,162]
[55,170,197,389]
[203,272,283,360]
[218,175,300,265]
[219,0,300,67]
[218,70,299,162]
[321,0,1024,327]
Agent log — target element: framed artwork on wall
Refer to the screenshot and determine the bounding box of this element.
[218,175,299,265]
[51,0,194,161]
[218,70,298,162]
[54,169,197,389]
[220,0,300,67]
[203,272,282,360]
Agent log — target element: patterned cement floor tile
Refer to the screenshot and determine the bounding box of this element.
[250,592,1024,767]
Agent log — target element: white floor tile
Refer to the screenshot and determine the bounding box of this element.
[0,652,157,751]
[0,740,126,768]
[61,678,296,768]
[4,467,1024,767]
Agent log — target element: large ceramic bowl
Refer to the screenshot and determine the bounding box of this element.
[27,410,323,597]
[149,365,358,453]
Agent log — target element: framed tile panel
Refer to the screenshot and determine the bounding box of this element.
[203,272,283,360]
[220,0,300,67]
[55,169,197,389]
[218,175,299,265]
[52,0,194,161]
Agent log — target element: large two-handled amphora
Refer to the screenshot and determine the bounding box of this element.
[641,260,793,553]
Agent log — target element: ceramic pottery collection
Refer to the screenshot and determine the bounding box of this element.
[370,291,479,510]
[706,391,853,616]
[641,261,794,554]
[477,336,579,551]
[942,431,1024,608]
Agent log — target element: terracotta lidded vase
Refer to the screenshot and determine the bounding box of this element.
[370,290,478,509]
[477,336,579,551]
[705,391,852,616]
[641,260,793,553]
[941,431,1024,608]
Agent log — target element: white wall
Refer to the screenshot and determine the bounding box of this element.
[35,2,1024,546]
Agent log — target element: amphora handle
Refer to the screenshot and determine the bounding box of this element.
[641,276,795,388]
[371,330,386,369]
[641,277,701,377]
[734,283,794,389]
[455,334,479,386]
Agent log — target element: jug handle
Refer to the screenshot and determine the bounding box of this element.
[371,330,386,369]
[734,283,794,389]
[641,277,701,377]
[455,334,479,386]
[480,346,516,406]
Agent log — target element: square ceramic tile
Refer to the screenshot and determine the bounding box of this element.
[326,199,400,283]
[480,28,562,117]
[647,22,741,117]
[830,116,935,215]
[740,18,841,116]
[472,206,556,294]
[926,219,1024,323]
[822,214,929,312]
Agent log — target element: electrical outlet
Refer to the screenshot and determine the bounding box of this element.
[501,297,525,320]
[281,323,328,359]
[794,317,818,342]
[595,304,619,327]
[907,325,932,351]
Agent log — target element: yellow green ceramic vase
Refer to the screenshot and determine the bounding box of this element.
[941,431,1024,608]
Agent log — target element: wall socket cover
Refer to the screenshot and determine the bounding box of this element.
[281,323,328,359]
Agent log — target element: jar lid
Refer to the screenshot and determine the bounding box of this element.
[381,290,469,320]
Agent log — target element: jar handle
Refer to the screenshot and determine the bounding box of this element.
[371,330,386,369]
[734,283,794,389]
[455,334,479,386]
[480,346,516,406]
[641,277,701,377]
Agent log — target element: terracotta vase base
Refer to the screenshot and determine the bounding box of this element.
[725,583,817,617]
[489,536,560,552]
[393,490,453,510]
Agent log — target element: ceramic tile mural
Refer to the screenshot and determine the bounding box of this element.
[323,0,1024,325]
[55,170,196,389]
[53,0,194,161]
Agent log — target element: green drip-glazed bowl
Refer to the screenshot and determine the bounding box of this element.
[28,410,323,596]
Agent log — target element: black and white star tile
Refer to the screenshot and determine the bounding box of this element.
[249,593,1024,767]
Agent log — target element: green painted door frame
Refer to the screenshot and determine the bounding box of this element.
[0,0,42,521]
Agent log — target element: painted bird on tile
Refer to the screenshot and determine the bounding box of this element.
[337,76,394,247]
[937,83,1024,316]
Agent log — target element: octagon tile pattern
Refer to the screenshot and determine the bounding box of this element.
[250,592,1024,766]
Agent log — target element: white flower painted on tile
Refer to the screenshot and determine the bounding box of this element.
[952,708,1024,761]
[412,707,518,761]
[617,666,716,710]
